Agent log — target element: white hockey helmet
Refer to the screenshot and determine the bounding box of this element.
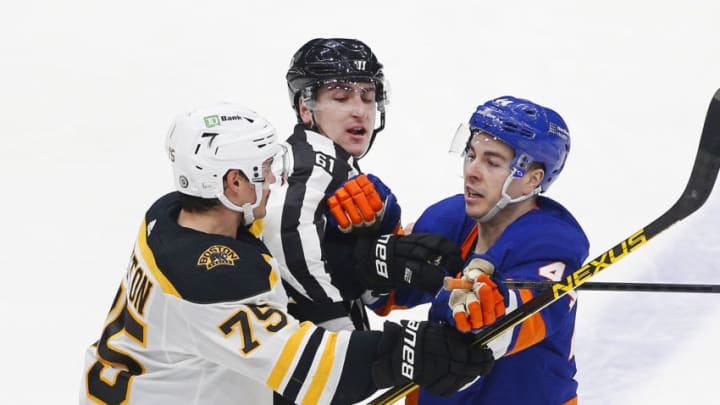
[165,102,286,223]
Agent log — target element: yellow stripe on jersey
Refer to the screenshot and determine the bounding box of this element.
[249,219,263,237]
[137,220,180,297]
[267,321,313,391]
[301,331,338,405]
[262,254,279,290]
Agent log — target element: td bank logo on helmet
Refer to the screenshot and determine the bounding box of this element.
[203,114,248,128]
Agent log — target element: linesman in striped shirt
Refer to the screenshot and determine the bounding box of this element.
[264,38,459,336]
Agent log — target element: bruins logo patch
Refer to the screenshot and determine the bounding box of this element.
[197,245,240,270]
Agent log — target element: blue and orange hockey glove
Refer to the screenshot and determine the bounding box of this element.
[430,257,507,333]
[327,173,401,234]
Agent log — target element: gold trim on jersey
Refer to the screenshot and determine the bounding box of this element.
[267,321,313,390]
[262,254,279,290]
[302,331,338,405]
[137,220,180,297]
[249,218,263,237]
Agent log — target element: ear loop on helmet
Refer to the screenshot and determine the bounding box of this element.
[478,167,541,223]
[232,148,288,226]
[216,173,264,226]
[297,87,323,134]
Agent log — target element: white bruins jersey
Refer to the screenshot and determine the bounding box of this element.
[81,192,380,405]
[263,126,371,331]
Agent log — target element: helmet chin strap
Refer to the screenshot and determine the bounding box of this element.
[357,110,385,160]
[478,168,541,223]
[217,182,263,226]
[240,204,255,226]
[308,110,322,134]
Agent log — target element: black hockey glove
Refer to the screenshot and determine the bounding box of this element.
[354,233,463,292]
[372,320,495,398]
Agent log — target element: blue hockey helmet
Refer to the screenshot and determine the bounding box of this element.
[464,96,571,193]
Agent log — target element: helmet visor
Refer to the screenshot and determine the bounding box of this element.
[449,123,516,157]
[451,123,534,180]
[250,143,289,187]
[304,79,389,111]
[269,144,289,186]
[303,80,376,112]
[449,123,473,156]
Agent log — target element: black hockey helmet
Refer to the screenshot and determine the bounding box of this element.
[286,38,388,113]
[286,38,389,157]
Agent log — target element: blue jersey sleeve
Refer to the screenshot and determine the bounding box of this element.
[374,194,477,311]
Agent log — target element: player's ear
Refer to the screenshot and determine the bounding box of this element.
[225,170,245,189]
[524,167,544,193]
[298,98,314,126]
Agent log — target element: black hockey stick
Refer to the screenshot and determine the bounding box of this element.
[368,89,720,405]
[444,277,720,293]
[504,280,720,293]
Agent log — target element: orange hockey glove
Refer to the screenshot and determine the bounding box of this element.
[447,258,506,332]
[327,174,401,234]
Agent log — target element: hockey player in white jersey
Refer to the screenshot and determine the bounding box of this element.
[263,38,460,334]
[80,103,495,404]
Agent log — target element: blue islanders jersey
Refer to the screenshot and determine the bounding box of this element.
[407,194,589,405]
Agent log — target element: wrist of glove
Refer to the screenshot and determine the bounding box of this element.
[327,174,401,234]
[443,257,509,333]
[372,320,495,398]
[354,233,463,292]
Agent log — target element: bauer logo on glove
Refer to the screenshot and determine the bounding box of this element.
[354,233,464,292]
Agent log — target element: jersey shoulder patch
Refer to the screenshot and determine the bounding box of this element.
[142,194,279,304]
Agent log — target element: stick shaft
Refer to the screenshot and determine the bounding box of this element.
[444,277,720,293]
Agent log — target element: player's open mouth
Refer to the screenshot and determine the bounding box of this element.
[466,186,483,199]
[348,127,366,136]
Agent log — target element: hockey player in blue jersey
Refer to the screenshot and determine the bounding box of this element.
[401,96,589,405]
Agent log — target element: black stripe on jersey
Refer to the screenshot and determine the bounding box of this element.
[332,330,383,404]
[276,330,383,405]
[284,282,352,324]
[272,392,294,405]
[281,327,324,402]
[281,126,357,304]
[281,125,332,303]
[348,299,370,331]
[326,141,354,192]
